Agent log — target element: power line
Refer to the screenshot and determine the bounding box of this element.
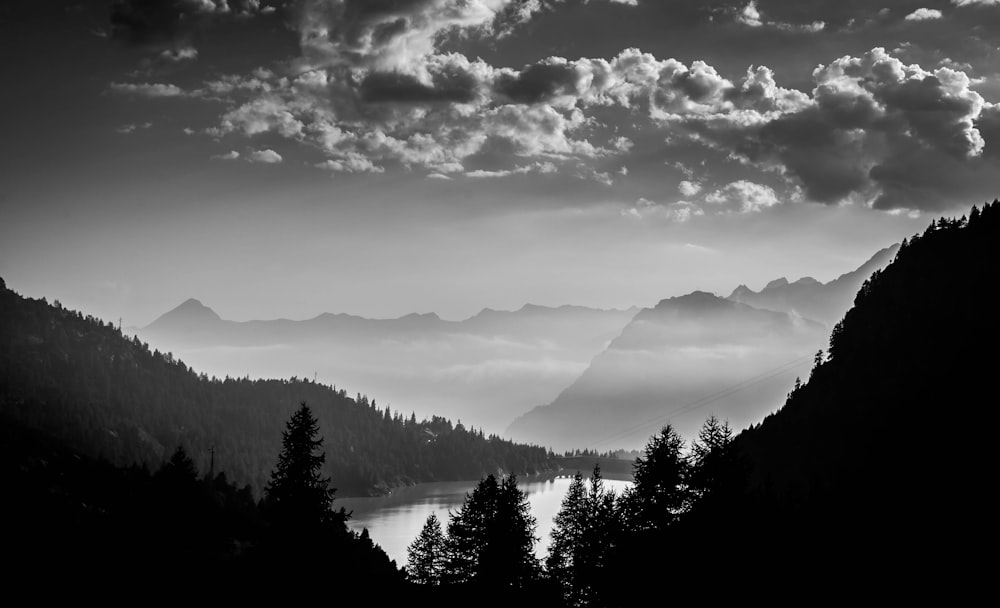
[587,353,814,449]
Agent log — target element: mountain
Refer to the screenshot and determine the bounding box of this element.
[145,298,222,332]
[676,202,996,584]
[506,291,827,451]
[0,284,554,496]
[137,301,638,434]
[610,204,997,599]
[727,244,900,325]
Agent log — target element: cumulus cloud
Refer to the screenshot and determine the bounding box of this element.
[705,181,780,213]
[247,148,283,163]
[685,47,991,210]
[905,8,943,20]
[678,180,702,196]
[111,0,997,213]
[211,150,240,160]
[952,0,1000,6]
[160,46,199,61]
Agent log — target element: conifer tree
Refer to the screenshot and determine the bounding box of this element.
[688,415,735,507]
[407,513,446,585]
[443,473,539,587]
[263,402,347,539]
[622,423,688,531]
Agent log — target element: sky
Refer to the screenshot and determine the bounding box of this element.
[2,0,999,326]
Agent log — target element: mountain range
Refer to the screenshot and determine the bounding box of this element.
[137,301,638,434]
[506,246,900,450]
[137,245,898,449]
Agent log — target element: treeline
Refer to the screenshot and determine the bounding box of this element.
[2,404,404,595]
[400,201,1000,601]
[404,416,734,605]
[0,280,553,497]
[559,448,638,459]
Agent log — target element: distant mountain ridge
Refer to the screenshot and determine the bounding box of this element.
[727,245,900,325]
[0,282,554,497]
[145,301,638,339]
[506,291,827,451]
[138,299,640,434]
[506,245,900,451]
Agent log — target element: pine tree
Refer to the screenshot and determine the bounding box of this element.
[158,445,198,484]
[623,423,688,531]
[443,473,539,587]
[407,513,446,585]
[263,402,347,539]
[547,471,587,599]
[547,465,620,606]
[688,415,735,506]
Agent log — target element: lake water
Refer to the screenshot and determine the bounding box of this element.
[337,475,633,567]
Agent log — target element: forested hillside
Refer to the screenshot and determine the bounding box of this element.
[607,201,1000,597]
[0,281,554,496]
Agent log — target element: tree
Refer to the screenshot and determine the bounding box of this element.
[158,445,198,485]
[407,513,446,585]
[263,402,347,540]
[547,471,587,599]
[547,465,620,606]
[623,423,688,531]
[443,473,540,587]
[688,415,735,507]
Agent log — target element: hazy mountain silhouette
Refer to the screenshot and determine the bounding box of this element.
[0,284,554,496]
[727,244,899,325]
[644,203,1000,589]
[138,301,638,433]
[506,292,827,451]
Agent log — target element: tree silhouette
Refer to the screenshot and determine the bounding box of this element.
[621,423,688,531]
[407,513,446,585]
[548,465,619,606]
[263,402,347,541]
[547,471,587,599]
[687,416,735,505]
[443,473,539,587]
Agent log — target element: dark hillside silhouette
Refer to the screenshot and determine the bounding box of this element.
[0,285,554,497]
[607,202,1000,598]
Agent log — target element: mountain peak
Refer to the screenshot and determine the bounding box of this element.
[146,298,221,330]
[764,277,789,290]
[653,290,726,310]
[793,276,821,286]
[729,284,755,300]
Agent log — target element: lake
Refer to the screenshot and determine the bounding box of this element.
[337,475,633,567]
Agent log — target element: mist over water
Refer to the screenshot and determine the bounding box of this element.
[338,476,634,565]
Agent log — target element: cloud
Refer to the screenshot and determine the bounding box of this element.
[112,0,997,214]
[110,0,267,48]
[705,181,780,213]
[247,148,283,163]
[115,122,153,134]
[686,47,992,210]
[733,1,825,32]
[109,82,189,97]
[160,46,199,61]
[952,0,1000,6]
[737,1,764,27]
[317,155,385,173]
[678,180,702,197]
[211,150,241,160]
[905,8,943,20]
[465,161,557,178]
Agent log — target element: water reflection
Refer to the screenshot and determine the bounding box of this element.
[337,475,633,566]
